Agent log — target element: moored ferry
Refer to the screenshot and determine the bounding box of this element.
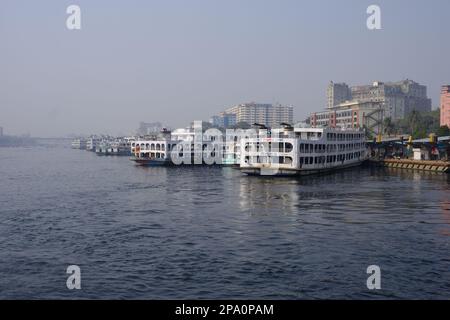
[130,129,175,166]
[239,126,367,176]
[130,125,225,166]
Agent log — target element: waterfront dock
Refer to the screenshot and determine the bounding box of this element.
[368,134,450,173]
[369,158,450,173]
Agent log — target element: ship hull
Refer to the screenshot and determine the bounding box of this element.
[130,157,171,166]
[240,160,364,176]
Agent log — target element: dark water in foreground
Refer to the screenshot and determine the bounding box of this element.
[0,141,449,299]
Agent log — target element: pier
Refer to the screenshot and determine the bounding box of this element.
[368,135,450,173]
[369,158,450,173]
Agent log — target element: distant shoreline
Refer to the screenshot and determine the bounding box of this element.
[0,135,37,147]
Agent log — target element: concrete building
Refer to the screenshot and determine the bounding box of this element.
[440,85,450,128]
[0,126,3,137]
[209,112,237,128]
[311,100,384,135]
[349,80,431,120]
[327,81,352,109]
[223,102,294,128]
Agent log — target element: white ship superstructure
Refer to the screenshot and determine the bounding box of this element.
[240,126,367,176]
[130,125,225,166]
[71,138,87,150]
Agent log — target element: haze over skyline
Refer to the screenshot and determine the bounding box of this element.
[1,0,450,137]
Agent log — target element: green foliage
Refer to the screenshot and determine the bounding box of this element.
[392,109,441,139]
[436,125,450,137]
[383,117,395,136]
[231,122,251,129]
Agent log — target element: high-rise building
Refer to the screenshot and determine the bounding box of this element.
[0,127,3,137]
[440,85,450,128]
[209,112,237,128]
[349,80,431,120]
[223,102,294,128]
[327,82,352,109]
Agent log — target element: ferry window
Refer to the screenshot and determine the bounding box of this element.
[285,143,293,152]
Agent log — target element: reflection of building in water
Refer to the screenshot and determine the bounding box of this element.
[440,197,450,236]
[238,178,300,214]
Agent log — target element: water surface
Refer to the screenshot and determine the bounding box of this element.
[0,141,449,299]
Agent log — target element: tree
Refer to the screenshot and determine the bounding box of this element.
[231,122,251,129]
[388,109,441,139]
[436,125,450,137]
[383,117,395,136]
[405,110,430,139]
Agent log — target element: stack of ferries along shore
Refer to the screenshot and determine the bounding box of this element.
[130,126,233,166]
[130,124,368,176]
[239,125,367,176]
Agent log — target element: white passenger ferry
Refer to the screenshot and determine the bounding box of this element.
[130,129,175,166]
[130,125,225,166]
[239,125,367,176]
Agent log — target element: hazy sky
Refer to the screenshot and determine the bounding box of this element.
[1,0,450,137]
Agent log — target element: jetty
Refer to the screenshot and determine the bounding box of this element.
[368,134,450,173]
[369,158,450,173]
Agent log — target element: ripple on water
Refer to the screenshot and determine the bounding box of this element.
[0,145,449,299]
